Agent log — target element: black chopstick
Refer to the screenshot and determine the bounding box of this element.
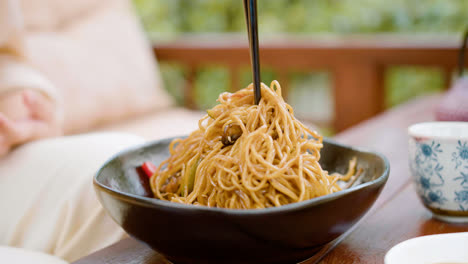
[243,0,261,105]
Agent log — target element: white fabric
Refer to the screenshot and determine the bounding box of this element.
[0,0,178,262]
[0,132,145,262]
[0,0,23,51]
[19,0,109,31]
[0,54,59,102]
[99,108,205,140]
[0,246,67,264]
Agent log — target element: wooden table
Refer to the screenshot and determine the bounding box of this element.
[74,95,468,264]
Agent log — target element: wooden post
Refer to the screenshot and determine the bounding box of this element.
[229,65,240,93]
[185,66,197,109]
[442,66,453,90]
[332,62,385,132]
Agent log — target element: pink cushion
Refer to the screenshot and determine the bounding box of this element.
[24,0,173,134]
[436,77,468,122]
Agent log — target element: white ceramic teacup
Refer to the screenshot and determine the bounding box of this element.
[408,122,468,223]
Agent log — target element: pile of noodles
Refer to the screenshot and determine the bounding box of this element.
[150,81,354,209]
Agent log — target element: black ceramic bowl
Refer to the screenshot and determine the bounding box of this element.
[94,137,389,264]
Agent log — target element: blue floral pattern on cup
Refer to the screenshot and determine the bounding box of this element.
[409,138,468,212]
[454,172,468,187]
[411,141,446,206]
[452,141,468,170]
[455,189,468,211]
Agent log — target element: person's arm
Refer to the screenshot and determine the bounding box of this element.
[0,0,62,156]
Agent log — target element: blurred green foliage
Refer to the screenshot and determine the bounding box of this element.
[133,0,468,35]
[386,67,446,108]
[133,0,467,129]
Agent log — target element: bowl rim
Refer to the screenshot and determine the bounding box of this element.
[384,232,468,264]
[93,137,390,215]
[408,121,468,141]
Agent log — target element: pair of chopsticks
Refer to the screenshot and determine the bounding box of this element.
[243,0,261,105]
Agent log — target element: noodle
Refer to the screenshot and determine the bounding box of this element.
[150,81,355,209]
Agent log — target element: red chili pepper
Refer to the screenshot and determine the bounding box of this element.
[141,162,157,178]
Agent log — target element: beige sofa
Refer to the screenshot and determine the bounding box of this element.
[96,107,204,141]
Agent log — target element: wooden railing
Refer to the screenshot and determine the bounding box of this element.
[153,34,464,131]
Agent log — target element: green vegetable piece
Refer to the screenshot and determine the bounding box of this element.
[179,158,201,195]
[207,110,215,119]
[206,110,215,119]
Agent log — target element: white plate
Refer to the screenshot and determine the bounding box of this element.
[0,246,68,264]
[385,232,468,264]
